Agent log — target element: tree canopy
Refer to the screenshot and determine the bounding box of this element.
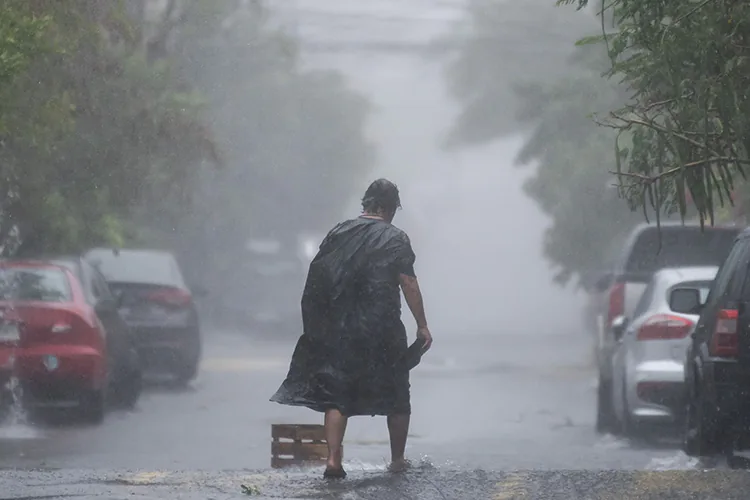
[514,45,645,285]
[558,0,750,226]
[148,1,374,302]
[0,0,373,301]
[0,0,217,255]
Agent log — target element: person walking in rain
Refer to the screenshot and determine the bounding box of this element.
[270,178,432,479]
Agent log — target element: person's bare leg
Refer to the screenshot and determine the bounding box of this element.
[387,413,410,471]
[324,409,348,472]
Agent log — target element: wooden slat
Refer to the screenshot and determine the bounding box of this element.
[271,424,326,441]
[272,441,328,460]
[271,456,324,469]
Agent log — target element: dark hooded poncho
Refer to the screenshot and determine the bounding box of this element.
[269,216,416,416]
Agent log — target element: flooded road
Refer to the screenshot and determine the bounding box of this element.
[0,328,692,473]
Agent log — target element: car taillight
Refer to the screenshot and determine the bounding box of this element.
[607,282,625,326]
[710,308,739,358]
[146,288,192,307]
[636,314,694,341]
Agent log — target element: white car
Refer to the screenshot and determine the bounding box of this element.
[609,266,718,439]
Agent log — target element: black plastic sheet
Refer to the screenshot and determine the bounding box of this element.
[270,216,416,416]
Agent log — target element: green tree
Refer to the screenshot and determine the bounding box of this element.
[515,46,643,284]
[0,0,217,255]
[134,2,374,314]
[559,0,750,225]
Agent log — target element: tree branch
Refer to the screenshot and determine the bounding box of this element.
[610,157,750,185]
[599,112,726,157]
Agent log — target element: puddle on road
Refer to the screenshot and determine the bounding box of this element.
[0,423,39,440]
[647,452,699,470]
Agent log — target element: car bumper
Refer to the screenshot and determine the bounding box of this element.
[0,345,104,408]
[704,361,750,424]
[626,359,685,423]
[128,325,199,370]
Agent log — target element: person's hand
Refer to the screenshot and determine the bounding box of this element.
[417,326,432,353]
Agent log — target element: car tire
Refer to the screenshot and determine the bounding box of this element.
[684,380,718,457]
[596,374,620,434]
[80,389,105,425]
[114,367,142,410]
[174,327,201,385]
[0,386,11,422]
[113,347,142,409]
[174,361,198,385]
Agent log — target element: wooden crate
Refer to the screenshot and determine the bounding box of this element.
[271,424,341,468]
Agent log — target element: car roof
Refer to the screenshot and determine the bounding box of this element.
[652,266,719,283]
[623,222,741,249]
[630,221,740,232]
[85,247,176,258]
[84,247,184,287]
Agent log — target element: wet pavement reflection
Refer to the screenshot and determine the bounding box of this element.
[0,329,725,499]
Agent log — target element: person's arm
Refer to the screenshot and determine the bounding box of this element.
[400,274,432,351]
[399,274,427,328]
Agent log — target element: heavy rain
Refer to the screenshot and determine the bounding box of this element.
[2,1,750,499]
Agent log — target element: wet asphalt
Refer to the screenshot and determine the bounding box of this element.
[0,329,747,499]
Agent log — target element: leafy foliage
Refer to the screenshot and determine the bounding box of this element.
[131,1,374,316]
[0,0,217,255]
[0,0,372,301]
[514,45,645,284]
[558,0,750,226]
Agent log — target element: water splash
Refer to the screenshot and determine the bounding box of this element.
[594,434,629,450]
[0,358,37,440]
[646,452,699,471]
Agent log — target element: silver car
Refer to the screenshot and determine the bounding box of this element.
[609,266,717,438]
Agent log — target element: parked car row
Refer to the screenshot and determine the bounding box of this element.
[590,222,750,457]
[0,248,203,425]
[585,222,740,434]
[587,222,750,459]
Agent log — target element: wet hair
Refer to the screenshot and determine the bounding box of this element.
[361,178,401,214]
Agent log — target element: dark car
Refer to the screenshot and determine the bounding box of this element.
[591,222,740,434]
[84,248,202,384]
[0,256,142,423]
[683,228,750,459]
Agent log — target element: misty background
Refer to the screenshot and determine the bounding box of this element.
[276,0,585,335]
[2,0,628,340]
[7,0,727,478]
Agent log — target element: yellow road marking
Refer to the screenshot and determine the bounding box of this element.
[494,472,529,499]
[201,357,286,372]
[627,470,735,496]
[122,471,170,485]
[115,471,276,491]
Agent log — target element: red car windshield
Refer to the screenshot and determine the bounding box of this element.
[0,266,72,302]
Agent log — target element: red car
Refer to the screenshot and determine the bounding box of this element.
[0,259,141,424]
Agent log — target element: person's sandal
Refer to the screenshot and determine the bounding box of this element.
[323,467,347,479]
